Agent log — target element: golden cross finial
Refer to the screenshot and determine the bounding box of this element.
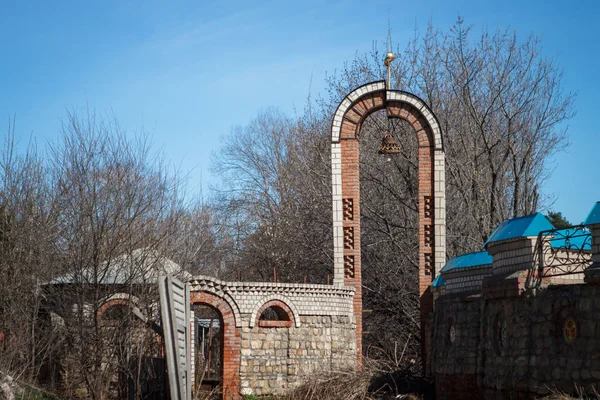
[384,52,395,90]
[384,13,395,90]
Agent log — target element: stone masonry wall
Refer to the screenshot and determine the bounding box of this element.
[239,315,355,396]
[434,282,600,399]
[432,296,483,400]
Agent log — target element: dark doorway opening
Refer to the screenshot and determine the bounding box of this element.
[192,303,223,398]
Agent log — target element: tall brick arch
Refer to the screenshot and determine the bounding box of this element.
[190,292,241,400]
[330,80,446,366]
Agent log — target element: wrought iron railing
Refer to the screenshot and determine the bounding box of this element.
[537,225,592,277]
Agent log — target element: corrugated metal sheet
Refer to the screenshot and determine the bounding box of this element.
[51,248,191,285]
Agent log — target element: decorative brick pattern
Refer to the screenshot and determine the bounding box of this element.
[343,198,354,221]
[330,82,446,369]
[344,255,355,278]
[254,300,294,328]
[424,196,432,219]
[189,279,357,398]
[343,226,355,249]
[189,276,354,323]
[424,224,433,248]
[247,294,302,328]
[424,253,433,276]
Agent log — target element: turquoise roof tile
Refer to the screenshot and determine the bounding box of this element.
[432,274,446,287]
[485,213,554,245]
[440,251,492,273]
[584,202,600,225]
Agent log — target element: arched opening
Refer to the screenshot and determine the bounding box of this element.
[98,299,141,328]
[190,291,240,400]
[192,303,223,397]
[256,300,294,328]
[358,110,421,363]
[260,306,288,321]
[331,81,445,369]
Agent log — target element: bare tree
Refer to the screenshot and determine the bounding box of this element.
[0,122,57,384]
[41,110,187,399]
[1,109,225,399]
[212,108,333,283]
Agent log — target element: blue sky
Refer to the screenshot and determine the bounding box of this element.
[1,0,599,223]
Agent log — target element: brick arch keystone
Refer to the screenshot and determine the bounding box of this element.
[191,291,241,400]
[249,295,301,328]
[331,80,446,369]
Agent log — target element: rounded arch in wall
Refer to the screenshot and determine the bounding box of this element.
[249,295,301,328]
[190,291,241,400]
[330,80,445,286]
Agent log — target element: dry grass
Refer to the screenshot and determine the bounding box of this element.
[538,386,600,399]
[279,368,377,400]
[278,360,428,400]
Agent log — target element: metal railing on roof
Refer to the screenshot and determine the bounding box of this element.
[536,225,592,277]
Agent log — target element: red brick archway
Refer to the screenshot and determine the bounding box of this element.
[97,298,132,327]
[331,81,446,369]
[254,300,295,328]
[191,292,241,400]
[98,298,130,317]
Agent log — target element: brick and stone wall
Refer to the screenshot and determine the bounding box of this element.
[238,315,355,396]
[189,276,356,399]
[433,220,600,399]
[435,283,600,399]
